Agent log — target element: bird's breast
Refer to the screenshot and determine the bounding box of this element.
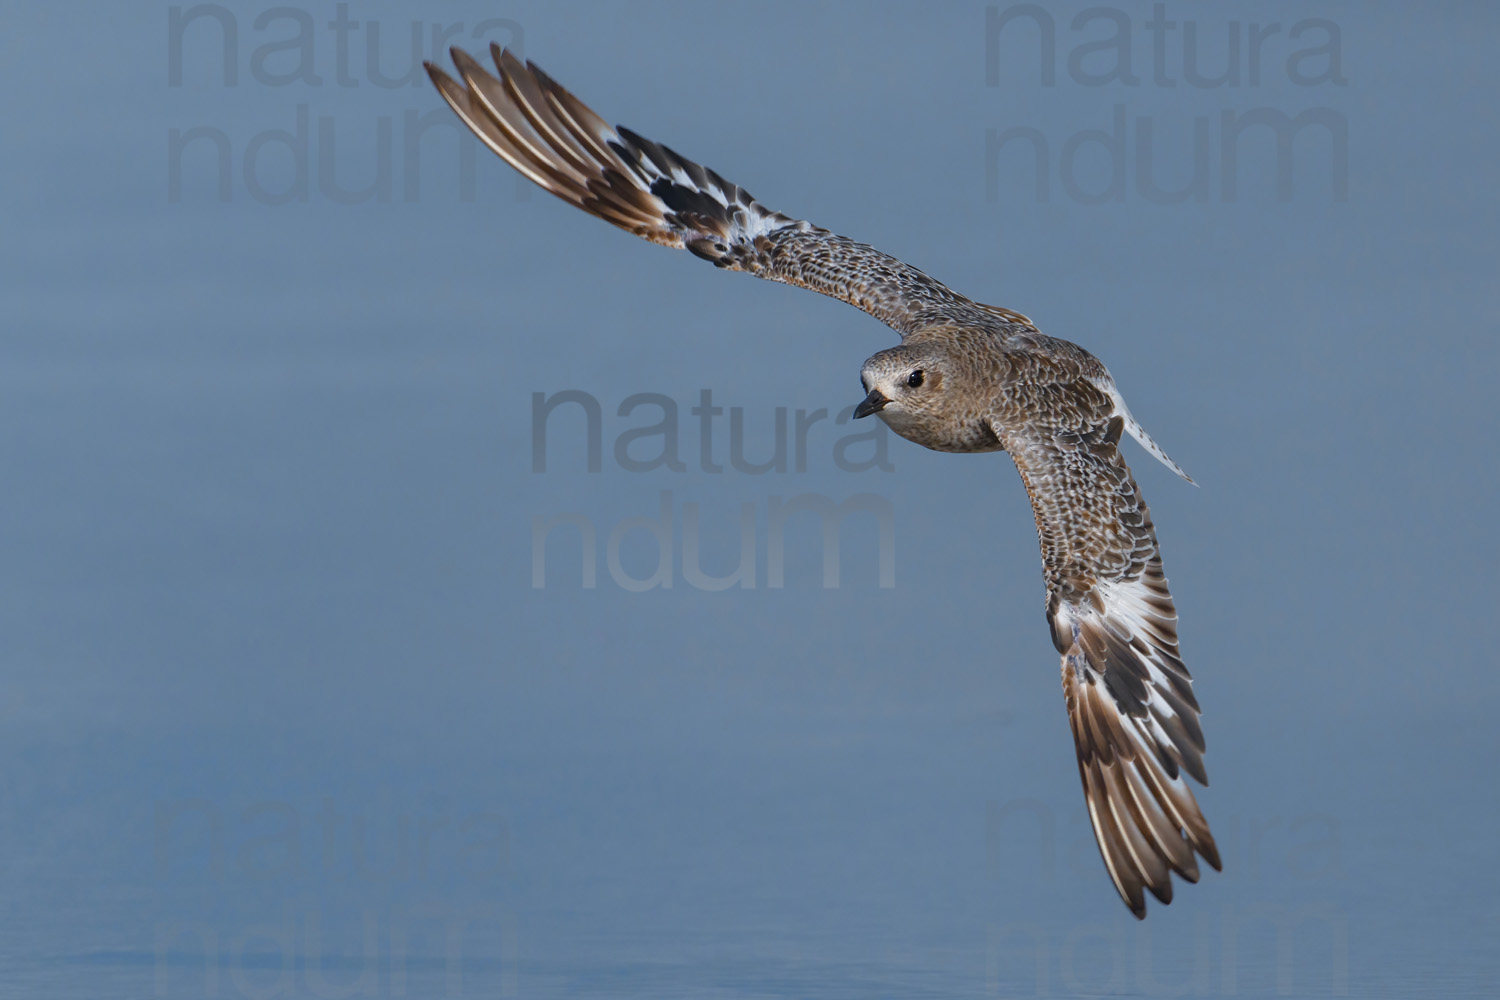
[878,409,1005,454]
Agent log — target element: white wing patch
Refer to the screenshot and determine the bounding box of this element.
[1055,570,1219,917]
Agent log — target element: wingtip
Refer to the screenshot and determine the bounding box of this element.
[449,45,483,76]
[490,43,531,86]
[1120,882,1148,919]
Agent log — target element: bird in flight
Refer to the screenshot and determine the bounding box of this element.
[426,46,1220,918]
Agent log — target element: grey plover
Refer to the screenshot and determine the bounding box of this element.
[427,46,1219,919]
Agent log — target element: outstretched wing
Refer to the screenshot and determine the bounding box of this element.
[994,382,1219,919]
[425,46,1029,338]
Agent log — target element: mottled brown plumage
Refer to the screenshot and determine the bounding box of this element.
[426,46,1219,918]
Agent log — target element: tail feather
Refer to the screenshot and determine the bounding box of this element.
[1091,378,1196,485]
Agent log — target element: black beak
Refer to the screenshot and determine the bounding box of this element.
[853,388,890,419]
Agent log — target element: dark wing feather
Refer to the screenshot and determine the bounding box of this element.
[425,46,1032,338]
[995,380,1219,919]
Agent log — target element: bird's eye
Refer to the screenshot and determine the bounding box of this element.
[907,370,925,388]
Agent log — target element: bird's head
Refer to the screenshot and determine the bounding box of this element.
[854,345,947,427]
